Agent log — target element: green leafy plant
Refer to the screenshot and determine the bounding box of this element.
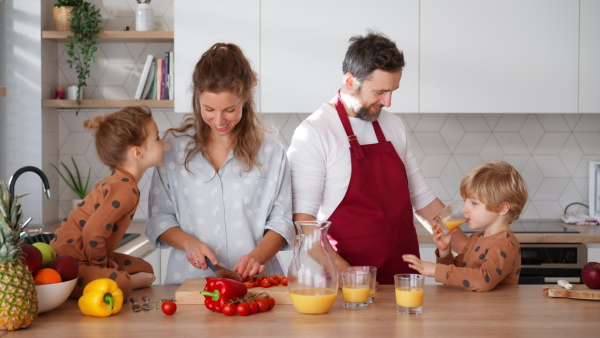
[54,0,82,7]
[65,0,102,115]
[51,157,91,199]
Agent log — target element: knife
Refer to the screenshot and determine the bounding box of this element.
[205,257,243,282]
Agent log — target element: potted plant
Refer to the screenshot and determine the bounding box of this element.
[53,0,80,31]
[64,0,102,114]
[51,157,91,206]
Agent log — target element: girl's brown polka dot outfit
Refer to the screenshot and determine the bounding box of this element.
[51,168,154,299]
[434,230,521,291]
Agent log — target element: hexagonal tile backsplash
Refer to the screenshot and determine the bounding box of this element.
[58,110,600,221]
[54,0,600,222]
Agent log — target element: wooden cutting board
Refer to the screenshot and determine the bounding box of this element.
[175,278,291,305]
[542,285,600,300]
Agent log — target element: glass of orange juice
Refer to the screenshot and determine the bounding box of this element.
[348,266,377,303]
[432,200,465,234]
[394,274,424,314]
[341,270,370,310]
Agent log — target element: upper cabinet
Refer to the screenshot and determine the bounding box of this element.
[174,0,260,113]
[260,0,419,113]
[420,0,579,113]
[175,1,596,114]
[579,0,600,113]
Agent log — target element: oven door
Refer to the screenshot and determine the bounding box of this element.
[518,243,587,284]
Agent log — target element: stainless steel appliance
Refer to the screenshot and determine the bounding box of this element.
[461,221,587,284]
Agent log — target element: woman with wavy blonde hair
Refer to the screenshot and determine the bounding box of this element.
[147,43,294,284]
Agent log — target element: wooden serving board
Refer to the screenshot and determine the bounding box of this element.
[175,278,291,305]
[542,285,600,300]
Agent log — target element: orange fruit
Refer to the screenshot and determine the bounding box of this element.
[34,268,62,285]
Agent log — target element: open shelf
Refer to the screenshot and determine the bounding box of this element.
[42,30,174,43]
[42,100,174,109]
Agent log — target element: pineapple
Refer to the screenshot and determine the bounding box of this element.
[0,181,37,331]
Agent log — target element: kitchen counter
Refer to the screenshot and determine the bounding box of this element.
[7,284,599,337]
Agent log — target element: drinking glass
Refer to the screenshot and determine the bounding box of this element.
[432,200,465,234]
[341,270,370,310]
[394,274,424,314]
[348,266,377,303]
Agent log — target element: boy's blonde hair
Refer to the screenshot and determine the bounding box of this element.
[459,161,528,224]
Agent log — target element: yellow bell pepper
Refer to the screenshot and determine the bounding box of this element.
[78,278,124,317]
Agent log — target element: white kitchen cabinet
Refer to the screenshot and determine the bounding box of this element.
[420,0,579,113]
[260,0,419,113]
[579,0,600,113]
[140,248,162,285]
[174,0,260,114]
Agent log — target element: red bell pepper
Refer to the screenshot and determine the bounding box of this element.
[200,278,248,313]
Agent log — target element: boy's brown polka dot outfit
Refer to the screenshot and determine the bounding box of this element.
[51,168,154,299]
[434,230,521,291]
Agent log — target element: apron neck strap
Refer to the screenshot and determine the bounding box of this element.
[334,90,364,159]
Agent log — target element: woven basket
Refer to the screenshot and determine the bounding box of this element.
[53,6,74,31]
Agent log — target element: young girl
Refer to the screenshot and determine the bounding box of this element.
[403,160,528,291]
[51,106,164,299]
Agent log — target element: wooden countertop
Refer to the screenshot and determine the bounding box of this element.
[9,284,600,337]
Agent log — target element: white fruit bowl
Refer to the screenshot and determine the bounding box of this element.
[35,278,77,313]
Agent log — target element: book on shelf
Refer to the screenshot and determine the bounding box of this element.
[134,54,154,100]
[141,61,156,100]
[164,51,170,100]
[157,58,164,100]
[168,51,174,100]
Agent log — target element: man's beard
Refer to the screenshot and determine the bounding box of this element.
[355,106,382,122]
[348,86,382,122]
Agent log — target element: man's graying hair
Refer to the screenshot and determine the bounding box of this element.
[342,30,405,84]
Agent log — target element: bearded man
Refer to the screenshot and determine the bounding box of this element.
[287,31,468,284]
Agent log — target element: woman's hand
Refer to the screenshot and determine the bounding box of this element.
[183,239,217,271]
[233,254,265,280]
[403,254,436,277]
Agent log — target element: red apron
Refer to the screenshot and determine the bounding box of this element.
[327,90,419,284]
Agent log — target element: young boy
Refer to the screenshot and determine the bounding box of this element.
[403,160,528,291]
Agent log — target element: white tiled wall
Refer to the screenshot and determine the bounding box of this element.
[58,110,600,221]
[54,1,600,221]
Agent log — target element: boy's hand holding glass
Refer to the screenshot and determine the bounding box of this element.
[432,228,452,258]
[432,201,466,234]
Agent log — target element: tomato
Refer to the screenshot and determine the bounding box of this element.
[266,297,275,310]
[255,298,269,312]
[280,277,288,286]
[205,298,214,311]
[260,278,271,288]
[247,301,259,314]
[236,303,250,316]
[243,281,254,289]
[223,303,236,316]
[267,277,279,286]
[161,301,177,315]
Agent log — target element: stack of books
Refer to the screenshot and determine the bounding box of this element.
[134,51,174,100]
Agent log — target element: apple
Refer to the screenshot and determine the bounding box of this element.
[48,255,79,281]
[582,261,600,289]
[32,242,57,268]
[19,244,43,276]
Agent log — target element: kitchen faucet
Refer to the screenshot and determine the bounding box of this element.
[8,166,51,206]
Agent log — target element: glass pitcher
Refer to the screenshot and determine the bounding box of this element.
[287,221,338,314]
